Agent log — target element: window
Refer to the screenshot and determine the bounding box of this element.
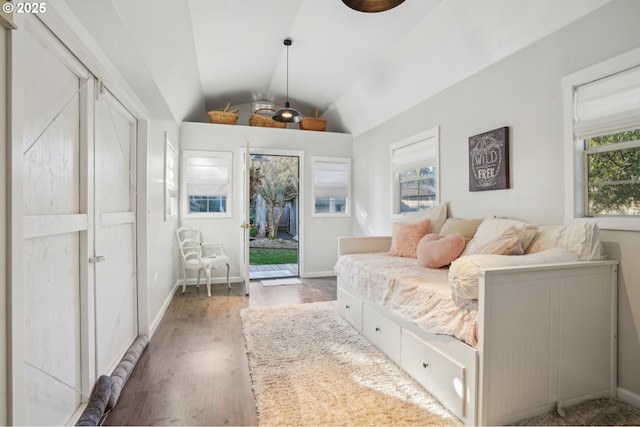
[585,130,640,216]
[391,127,439,216]
[181,150,232,218]
[563,47,640,230]
[312,157,351,216]
[164,135,179,221]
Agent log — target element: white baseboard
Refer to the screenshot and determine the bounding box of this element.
[149,281,179,337]
[618,387,640,408]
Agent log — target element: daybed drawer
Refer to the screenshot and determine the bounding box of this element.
[337,288,363,332]
[401,330,466,419]
[362,304,401,363]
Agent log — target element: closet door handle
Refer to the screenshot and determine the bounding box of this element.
[89,255,106,264]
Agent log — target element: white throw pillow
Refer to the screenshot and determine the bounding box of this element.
[469,226,523,255]
[448,247,579,301]
[462,216,538,256]
[401,201,448,234]
[525,219,604,261]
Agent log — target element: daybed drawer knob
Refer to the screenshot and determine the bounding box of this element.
[423,362,429,369]
[345,305,351,310]
[375,326,381,333]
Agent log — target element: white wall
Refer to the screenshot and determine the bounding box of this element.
[180,122,353,279]
[352,0,640,401]
[145,119,181,333]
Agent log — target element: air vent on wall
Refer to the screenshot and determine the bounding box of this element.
[252,101,274,112]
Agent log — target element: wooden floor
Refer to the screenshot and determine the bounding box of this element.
[103,277,337,426]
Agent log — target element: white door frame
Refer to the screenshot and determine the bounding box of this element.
[241,147,305,287]
[242,144,251,295]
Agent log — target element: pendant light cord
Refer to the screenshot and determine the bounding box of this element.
[285,42,290,104]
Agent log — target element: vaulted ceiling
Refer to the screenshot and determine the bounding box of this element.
[62,0,609,136]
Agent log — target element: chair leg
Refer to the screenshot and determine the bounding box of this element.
[205,267,212,297]
[182,268,187,293]
[226,263,231,288]
[196,269,202,290]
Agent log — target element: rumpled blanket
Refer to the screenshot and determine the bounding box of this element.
[334,252,478,347]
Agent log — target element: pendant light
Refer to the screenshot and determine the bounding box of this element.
[273,38,302,123]
[342,0,405,13]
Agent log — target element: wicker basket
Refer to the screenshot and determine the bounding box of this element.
[299,108,326,131]
[249,108,286,128]
[208,103,239,125]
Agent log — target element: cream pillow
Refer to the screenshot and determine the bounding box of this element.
[525,219,604,261]
[467,226,523,255]
[462,217,538,256]
[401,202,448,234]
[439,218,483,242]
[388,219,431,258]
[448,247,580,301]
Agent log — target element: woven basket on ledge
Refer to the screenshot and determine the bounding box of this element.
[299,108,326,131]
[249,108,286,128]
[208,103,239,125]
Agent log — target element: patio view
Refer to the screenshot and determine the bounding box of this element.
[249,154,299,279]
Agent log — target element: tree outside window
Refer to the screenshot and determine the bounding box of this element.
[586,129,640,216]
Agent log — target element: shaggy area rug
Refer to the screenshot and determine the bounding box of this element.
[241,300,640,426]
[241,301,462,426]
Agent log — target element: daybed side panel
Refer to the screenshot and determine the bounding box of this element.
[477,261,617,426]
[557,263,618,403]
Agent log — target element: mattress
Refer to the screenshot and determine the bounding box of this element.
[334,252,478,347]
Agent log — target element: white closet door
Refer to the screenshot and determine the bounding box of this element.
[21,18,88,426]
[93,87,138,375]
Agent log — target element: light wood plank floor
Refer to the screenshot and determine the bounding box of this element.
[103,277,337,426]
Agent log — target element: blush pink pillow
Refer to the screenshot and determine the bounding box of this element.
[388,219,431,258]
[416,233,466,268]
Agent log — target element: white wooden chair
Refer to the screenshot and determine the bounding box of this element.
[175,227,231,297]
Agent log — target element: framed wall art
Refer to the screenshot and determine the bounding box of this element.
[468,126,509,191]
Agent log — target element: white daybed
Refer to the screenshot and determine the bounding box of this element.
[335,216,618,426]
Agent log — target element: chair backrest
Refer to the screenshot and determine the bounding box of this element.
[175,227,227,262]
[176,227,202,246]
[176,227,203,265]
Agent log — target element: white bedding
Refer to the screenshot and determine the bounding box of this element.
[334,252,478,347]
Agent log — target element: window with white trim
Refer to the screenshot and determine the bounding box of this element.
[312,157,351,216]
[390,127,439,216]
[563,48,640,230]
[164,136,179,221]
[181,150,232,218]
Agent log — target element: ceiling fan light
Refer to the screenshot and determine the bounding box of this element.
[342,0,405,13]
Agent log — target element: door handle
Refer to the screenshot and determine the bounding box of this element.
[89,255,107,263]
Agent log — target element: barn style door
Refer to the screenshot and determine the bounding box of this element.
[17,16,139,424]
[93,86,138,375]
[20,18,90,425]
